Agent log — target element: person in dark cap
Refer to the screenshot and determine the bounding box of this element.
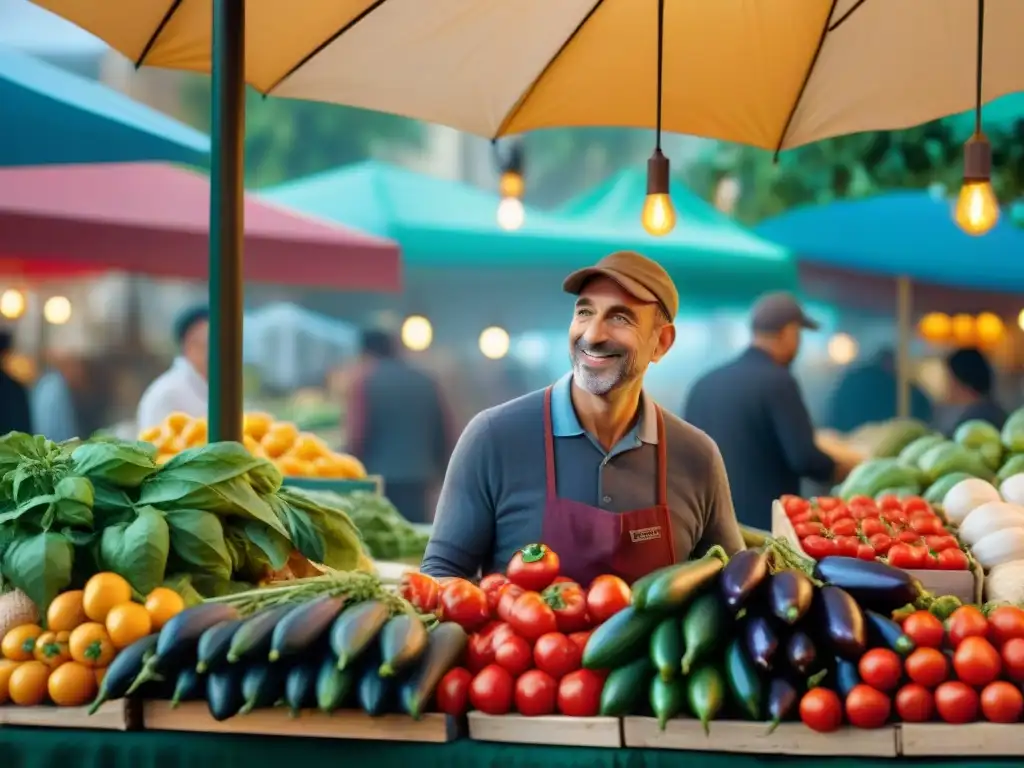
[0,329,32,435]
[345,327,451,524]
[683,292,856,531]
[422,251,744,584]
[137,305,209,430]
[941,347,1007,435]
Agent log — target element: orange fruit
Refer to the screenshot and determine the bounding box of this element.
[291,434,329,461]
[0,659,20,705]
[47,590,88,632]
[261,427,296,459]
[334,453,368,479]
[94,667,107,687]
[163,412,192,435]
[8,660,50,706]
[68,623,115,668]
[33,630,71,668]
[275,454,313,477]
[48,661,97,707]
[105,602,152,649]
[144,588,184,630]
[1,624,43,661]
[138,425,162,442]
[180,418,208,447]
[82,572,133,622]
[243,412,274,441]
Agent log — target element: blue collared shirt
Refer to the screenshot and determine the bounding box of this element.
[549,373,658,458]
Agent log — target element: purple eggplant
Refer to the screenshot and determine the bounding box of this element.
[786,630,818,677]
[814,586,867,661]
[769,570,814,625]
[743,614,780,671]
[832,656,861,698]
[864,610,915,656]
[719,548,770,612]
[765,677,799,733]
[813,557,923,614]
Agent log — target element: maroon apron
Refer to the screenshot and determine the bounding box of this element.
[539,386,677,587]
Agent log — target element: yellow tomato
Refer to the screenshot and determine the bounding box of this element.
[0,658,20,705]
[1,624,42,661]
[8,660,50,706]
[144,588,184,631]
[47,590,88,632]
[105,602,152,649]
[33,631,71,668]
[48,661,97,707]
[68,623,116,668]
[83,572,133,623]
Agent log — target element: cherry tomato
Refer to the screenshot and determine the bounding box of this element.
[782,495,811,517]
[557,668,604,717]
[1001,638,1024,682]
[495,583,525,623]
[514,669,558,717]
[568,631,592,654]
[799,688,843,733]
[494,634,533,678]
[794,522,825,538]
[790,511,815,525]
[936,548,969,571]
[882,509,907,525]
[934,681,979,724]
[947,605,989,647]
[902,497,931,515]
[887,543,925,569]
[923,535,959,553]
[858,648,902,692]
[902,611,945,649]
[585,575,631,624]
[980,681,1024,724]
[896,530,923,544]
[814,496,843,512]
[508,592,558,641]
[895,683,934,723]
[918,551,939,570]
[877,495,903,510]
[469,664,515,715]
[542,582,590,633]
[860,518,887,538]
[833,535,861,557]
[904,647,949,688]
[398,572,441,614]
[479,573,509,614]
[953,636,1002,687]
[439,579,490,631]
[855,543,877,561]
[533,632,582,680]
[909,515,945,536]
[847,495,877,510]
[868,533,893,555]
[831,518,858,537]
[801,535,835,560]
[435,667,473,716]
[988,606,1024,647]
[845,684,892,729]
[506,544,561,592]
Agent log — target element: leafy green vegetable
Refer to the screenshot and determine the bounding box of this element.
[267,494,325,565]
[72,441,158,487]
[2,531,73,611]
[161,573,206,607]
[99,505,170,594]
[164,509,232,582]
[52,476,94,529]
[240,520,292,571]
[158,443,266,485]
[276,487,365,571]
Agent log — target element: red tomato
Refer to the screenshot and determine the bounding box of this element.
[551,576,575,585]
[860,518,887,538]
[479,573,509,614]
[878,495,903,511]
[887,543,925,569]
[904,647,949,688]
[850,505,880,521]
[909,515,944,536]
[845,684,892,729]
[936,548,969,571]
[801,535,835,560]
[533,632,582,680]
[934,681,979,724]
[924,535,959,553]
[799,688,843,733]
[435,667,473,716]
[980,681,1024,724]
[947,605,989,647]
[1001,638,1024,682]
[868,533,893,556]
[585,575,631,624]
[814,496,842,512]
[858,649,902,692]
[439,579,490,631]
[508,592,559,641]
[398,572,441,614]
[466,632,496,673]
[514,669,558,717]
[541,582,590,633]
[902,611,945,649]
[495,583,526,622]
[506,544,561,592]
[988,606,1024,646]
[782,495,811,517]
[568,631,592,654]
[831,518,858,537]
[833,535,861,557]
[918,552,939,570]
[882,509,907,525]
[855,544,877,561]
[895,683,934,723]
[847,495,877,510]
[896,530,923,545]
[469,664,515,715]
[557,669,604,717]
[494,633,533,677]
[794,522,825,538]
[953,636,1002,687]
[790,511,815,525]
[902,497,932,515]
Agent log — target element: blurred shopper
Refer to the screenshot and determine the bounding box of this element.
[32,354,85,442]
[137,306,209,431]
[824,347,933,432]
[0,330,31,435]
[684,292,856,530]
[939,347,1007,435]
[347,328,450,523]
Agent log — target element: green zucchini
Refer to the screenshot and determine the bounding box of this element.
[239,662,289,714]
[284,659,319,716]
[195,619,243,673]
[632,563,685,609]
[724,637,763,720]
[88,634,158,714]
[643,556,725,613]
[582,606,661,670]
[649,617,683,682]
[358,659,394,716]
[680,591,729,675]
[600,656,653,716]
[687,663,725,735]
[378,614,428,677]
[399,623,468,719]
[269,595,347,662]
[330,600,391,670]
[170,666,204,708]
[226,604,296,664]
[317,655,358,713]
[650,675,687,730]
[207,666,245,722]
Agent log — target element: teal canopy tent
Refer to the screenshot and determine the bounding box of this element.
[0,42,209,166]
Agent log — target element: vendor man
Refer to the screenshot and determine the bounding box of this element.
[421,251,745,585]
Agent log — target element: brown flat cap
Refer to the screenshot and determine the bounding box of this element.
[563,251,678,320]
[751,292,820,333]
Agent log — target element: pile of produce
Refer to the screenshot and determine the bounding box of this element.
[86,571,458,722]
[139,412,367,480]
[779,494,971,571]
[399,545,634,718]
[0,432,373,614]
[0,573,185,708]
[302,489,428,562]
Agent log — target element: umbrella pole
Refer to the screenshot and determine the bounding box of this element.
[896,276,912,419]
[207,0,245,442]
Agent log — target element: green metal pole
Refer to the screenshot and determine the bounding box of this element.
[208,0,245,443]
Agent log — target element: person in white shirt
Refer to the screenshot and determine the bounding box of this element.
[137,306,209,431]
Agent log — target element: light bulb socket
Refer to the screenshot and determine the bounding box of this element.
[963,134,992,182]
[647,149,670,196]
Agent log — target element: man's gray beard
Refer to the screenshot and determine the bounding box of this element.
[571,356,628,396]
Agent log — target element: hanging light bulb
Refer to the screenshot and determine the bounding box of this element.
[494,141,525,232]
[641,0,675,237]
[496,197,525,231]
[955,134,999,236]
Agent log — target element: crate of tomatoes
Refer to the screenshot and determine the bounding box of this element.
[398,544,628,747]
[772,495,980,604]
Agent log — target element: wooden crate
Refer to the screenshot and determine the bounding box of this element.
[623,717,898,757]
[0,700,137,731]
[283,476,384,496]
[141,701,458,742]
[467,713,622,748]
[772,501,980,603]
[899,723,1024,757]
